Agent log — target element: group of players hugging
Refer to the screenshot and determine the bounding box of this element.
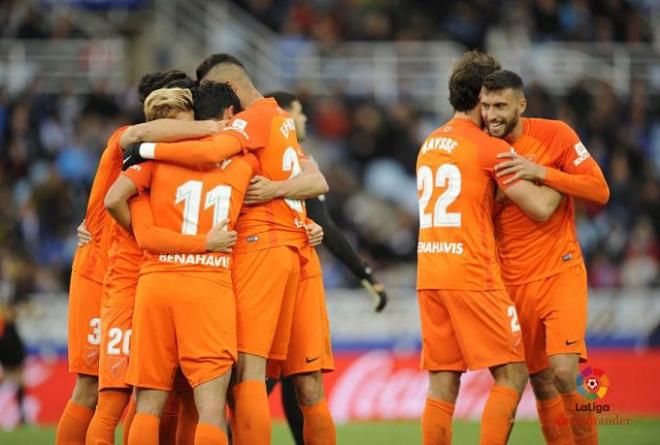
[53,49,607,445]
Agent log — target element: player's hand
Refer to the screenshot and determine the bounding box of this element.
[122,143,147,171]
[495,152,547,184]
[204,119,225,134]
[306,222,324,247]
[76,220,92,247]
[244,176,280,204]
[205,219,237,253]
[361,278,388,312]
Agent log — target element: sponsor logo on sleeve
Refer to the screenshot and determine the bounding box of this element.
[573,142,591,166]
[224,118,249,139]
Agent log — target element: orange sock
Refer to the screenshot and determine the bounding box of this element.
[300,398,336,445]
[55,400,95,445]
[561,391,598,445]
[122,395,136,445]
[85,389,130,445]
[536,396,574,445]
[480,385,520,445]
[233,380,271,445]
[177,389,199,445]
[127,413,159,445]
[159,391,181,445]
[194,423,228,445]
[422,397,454,445]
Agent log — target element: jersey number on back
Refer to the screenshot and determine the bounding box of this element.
[175,180,232,235]
[282,147,304,212]
[417,164,461,229]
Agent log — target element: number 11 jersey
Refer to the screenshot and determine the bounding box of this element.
[416,117,513,291]
[124,154,258,284]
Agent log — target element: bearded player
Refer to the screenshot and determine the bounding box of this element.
[417,50,567,445]
[480,69,609,445]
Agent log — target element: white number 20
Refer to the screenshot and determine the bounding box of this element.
[175,181,232,235]
[417,164,462,229]
[107,328,132,355]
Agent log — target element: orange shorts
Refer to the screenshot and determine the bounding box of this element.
[418,289,525,371]
[98,305,133,390]
[67,271,103,375]
[507,263,588,375]
[233,245,300,359]
[268,273,334,378]
[125,272,236,391]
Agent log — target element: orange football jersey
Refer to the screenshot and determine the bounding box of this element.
[494,118,604,284]
[71,126,128,283]
[102,221,142,308]
[222,98,309,252]
[416,118,513,291]
[124,154,258,285]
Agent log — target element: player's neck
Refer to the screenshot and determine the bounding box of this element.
[241,88,264,109]
[505,121,524,142]
[453,110,481,127]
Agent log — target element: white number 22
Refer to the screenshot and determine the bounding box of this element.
[175,181,232,235]
[417,164,462,229]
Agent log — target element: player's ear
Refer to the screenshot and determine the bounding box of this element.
[223,105,234,121]
[519,96,527,115]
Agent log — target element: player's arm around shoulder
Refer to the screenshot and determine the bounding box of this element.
[104,175,139,230]
[119,119,222,149]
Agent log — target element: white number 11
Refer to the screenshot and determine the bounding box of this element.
[175,180,232,235]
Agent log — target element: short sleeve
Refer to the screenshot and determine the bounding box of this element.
[222,108,271,151]
[123,161,154,194]
[553,122,598,174]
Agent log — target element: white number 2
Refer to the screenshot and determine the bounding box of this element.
[107,328,132,355]
[175,181,232,235]
[282,147,304,212]
[507,306,521,333]
[417,164,462,229]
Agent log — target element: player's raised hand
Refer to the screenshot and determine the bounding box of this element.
[122,143,147,171]
[495,152,547,184]
[205,219,237,253]
[76,220,92,247]
[244,175,280,204]
[306,222,324,246]
[360,278,388,312]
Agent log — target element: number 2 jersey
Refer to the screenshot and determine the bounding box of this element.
[124,153,258,286]
[416,117,513,291]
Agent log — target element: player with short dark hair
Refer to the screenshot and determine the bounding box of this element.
[481,69,609,445]
[417,51,564,444]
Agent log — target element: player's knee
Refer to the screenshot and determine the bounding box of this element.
[551,362,577,393]
[292,371,323,406]
[135,389,169,417]
[72,374,99,409]
[427,371,461,403]
[530,369,558,400]
[234,352,266,383]
[492,362,528,394]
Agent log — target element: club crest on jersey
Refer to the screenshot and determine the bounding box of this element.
[421,137,458,155]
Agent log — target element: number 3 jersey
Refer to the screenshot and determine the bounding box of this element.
[124,153,258,285]
[416,118,513,291]
[222,97,310,253]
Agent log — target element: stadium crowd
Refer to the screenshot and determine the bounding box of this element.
[0,0,658,299]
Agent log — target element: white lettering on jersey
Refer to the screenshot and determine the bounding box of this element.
[421,137,458,155]
[416,242,464,255]
[280,118,296,139]
[158,253,231,268]
[573,142,591,166]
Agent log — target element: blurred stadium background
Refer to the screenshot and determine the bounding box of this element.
[0,0,660,443]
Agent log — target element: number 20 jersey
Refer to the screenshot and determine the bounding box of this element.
[416,118,513,291]
[124,154,258,285]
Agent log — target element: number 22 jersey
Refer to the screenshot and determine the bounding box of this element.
[416,118,513,291]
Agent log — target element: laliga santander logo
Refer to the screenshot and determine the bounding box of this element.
[576,367,610,400]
